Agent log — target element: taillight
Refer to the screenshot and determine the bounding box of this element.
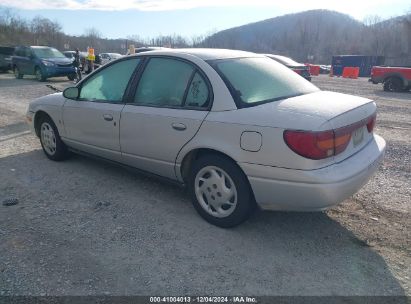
[367,114,376,132]
[284,114,376,160]
[284,130,335,159]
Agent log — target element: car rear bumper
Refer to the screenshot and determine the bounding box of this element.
[239,134,386,211]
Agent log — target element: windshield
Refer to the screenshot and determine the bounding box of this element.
[32,47,66,59]
[211,57,319,107]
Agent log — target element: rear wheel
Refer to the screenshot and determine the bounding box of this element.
[14,66,23,79]
[38,115,69,161]
[189,154,255,228]
[383,77,404,92]
[35,67,46,82]
[67,74,76,81]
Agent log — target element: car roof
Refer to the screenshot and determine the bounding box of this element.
[265,54,302,66]
[131,48,265,61]
[30,46,55,49]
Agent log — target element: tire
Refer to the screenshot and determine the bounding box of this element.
[14,66,23,79]
[67,74,76,81]
[383,77,404,92]
[38,115,70,161]
[188,154,255,228]
[35,67,46,82]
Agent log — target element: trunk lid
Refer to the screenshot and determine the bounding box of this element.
[277,90,377,163]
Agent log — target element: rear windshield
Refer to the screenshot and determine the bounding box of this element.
[33,47,65,59]
[210,57,319,107]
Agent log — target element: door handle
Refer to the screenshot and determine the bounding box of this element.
[103,114,113,121]
[171,123,187,131]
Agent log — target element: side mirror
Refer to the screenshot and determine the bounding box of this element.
[63,87,79,100]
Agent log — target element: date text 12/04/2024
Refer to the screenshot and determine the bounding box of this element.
[149,296,257,303]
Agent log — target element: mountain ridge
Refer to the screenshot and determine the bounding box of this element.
[202,9,410,65]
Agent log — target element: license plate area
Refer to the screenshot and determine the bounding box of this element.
[352,127,364,147]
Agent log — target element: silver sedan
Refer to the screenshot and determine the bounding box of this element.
[26,49,386,227]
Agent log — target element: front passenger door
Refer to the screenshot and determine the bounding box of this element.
[62,58,140,161]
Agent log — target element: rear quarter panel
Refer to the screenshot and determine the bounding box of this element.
[175,109,335,182]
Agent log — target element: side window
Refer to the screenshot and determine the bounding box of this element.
[79,58,140,102]
[185,72,209,108]
[134,58,194,107]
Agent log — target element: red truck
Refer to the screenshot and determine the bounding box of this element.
[369,66,411,92]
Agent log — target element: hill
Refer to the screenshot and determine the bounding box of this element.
[1,9,410,65]
[202,10,410,65]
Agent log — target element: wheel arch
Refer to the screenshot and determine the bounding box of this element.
[33,65,40,73]
[178,148,256,205]
[383,73,406,86]
[33,110,53,137]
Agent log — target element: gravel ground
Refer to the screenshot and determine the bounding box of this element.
[0,73,410,296]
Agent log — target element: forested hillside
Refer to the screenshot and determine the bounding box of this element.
[1,8,410,65]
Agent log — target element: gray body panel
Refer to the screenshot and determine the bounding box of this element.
[27,49,386,211]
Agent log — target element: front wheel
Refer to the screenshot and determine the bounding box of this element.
[38,116,70,161]
[189,155,255,228]
[35,67,46,82]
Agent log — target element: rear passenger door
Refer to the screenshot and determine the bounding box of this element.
[120,57,211,180]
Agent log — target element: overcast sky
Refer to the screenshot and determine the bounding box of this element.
[0,0,410,39]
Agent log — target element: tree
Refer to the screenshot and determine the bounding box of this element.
[83,27,102,49]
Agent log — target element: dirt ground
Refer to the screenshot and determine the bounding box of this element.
[0,72,409,296]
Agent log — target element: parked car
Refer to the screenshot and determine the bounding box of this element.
[99,52,123,65]
[64,50,99,73]
[319,65,331,74]
[63,51,84,70]
[63,50,76,60]
[265,54,311,81]
[0,46,14,72]
[26,49,385,227]
[12,46,76,81]
[369,66,411,92]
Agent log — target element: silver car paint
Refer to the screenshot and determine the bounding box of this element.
[120,105,208,180]
[27,49,386,211]
[62,100,124,162]
[242,134,385,210]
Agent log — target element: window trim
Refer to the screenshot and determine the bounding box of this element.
[74,56,142,105]
[126,55,214,111]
